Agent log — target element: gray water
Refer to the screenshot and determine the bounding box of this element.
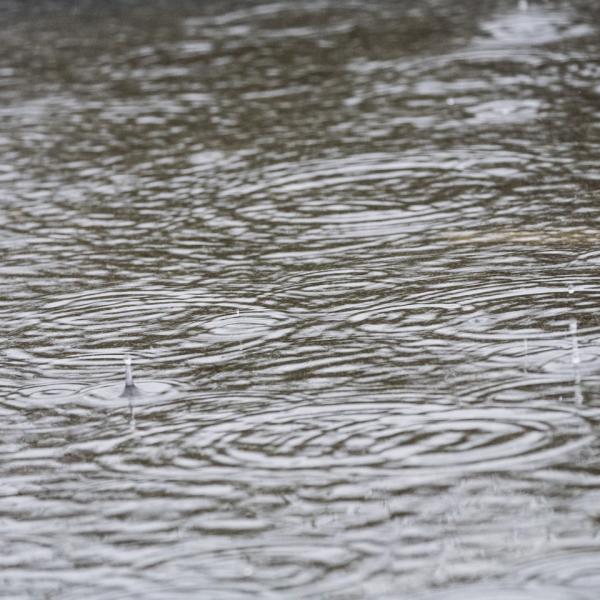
[1,0,600,598]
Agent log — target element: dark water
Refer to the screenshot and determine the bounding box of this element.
[2,0,600,597]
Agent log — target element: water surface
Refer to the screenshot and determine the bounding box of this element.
[1,1,600,598]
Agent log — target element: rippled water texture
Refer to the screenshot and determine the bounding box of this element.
[1,0,600,598]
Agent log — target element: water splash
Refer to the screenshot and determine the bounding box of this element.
[120,355,138,429]
[569,320,583,405]
[569,320,580,368]
[120,354,140,398]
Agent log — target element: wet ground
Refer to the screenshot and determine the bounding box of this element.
[1,0,600,598]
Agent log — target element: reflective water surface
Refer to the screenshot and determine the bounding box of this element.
[1,0,600,598]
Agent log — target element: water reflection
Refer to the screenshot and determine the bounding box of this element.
[1,0,600,598]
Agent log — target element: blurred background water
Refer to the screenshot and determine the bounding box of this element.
[1,0,600,598]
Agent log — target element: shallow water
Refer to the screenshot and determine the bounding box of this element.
[1,0,600,598]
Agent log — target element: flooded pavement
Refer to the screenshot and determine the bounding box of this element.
[1,0,600,597]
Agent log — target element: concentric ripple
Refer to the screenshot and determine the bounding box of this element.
[83,379,180,407]
[220,151,499,253]
[5,374,180,410]
[13,288,294,376]
[514,550,600,592]
[182,402,592,475]
[3,381,83,411]
[415,585,582,600]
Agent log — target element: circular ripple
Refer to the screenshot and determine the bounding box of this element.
[5,379,180,410]
[336,277,600,396]
[4,381,84,409]
[202,309,289,341]
[390,280,600,343]
[217,151,488,256]
[14,288,293,374]
[182,402,592,474]
[83,379,180,407]
[514,550,600,591]
[415,585,580,600]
